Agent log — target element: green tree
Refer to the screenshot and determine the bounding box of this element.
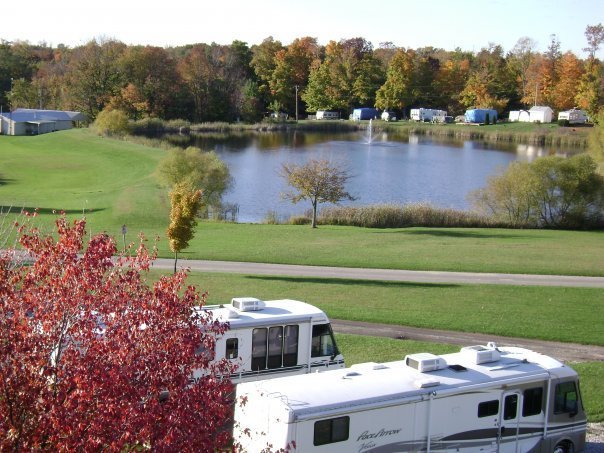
[157,146,231,208]
[281,159,355,228]
[167,182,202,272]
[588,110,604,174]
[470,161,537,227]
[66,39,126,120]
[472,155,604,228]
[375,48,415,111]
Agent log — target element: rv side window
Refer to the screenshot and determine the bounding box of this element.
[225,338,238,359]
[251,328,267,370]
[267,326,284,369]
[311,324,339,358]
[478,400,499,418]
[283,325,299,367]
[313,416,349,446]
[522,387,543,417]
[554,381,579,414]
[504,394,518,420]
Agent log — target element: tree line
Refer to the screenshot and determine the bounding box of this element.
[1,26,602,123]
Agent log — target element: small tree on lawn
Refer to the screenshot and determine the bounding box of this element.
[167,182,203,273]
[281,159,356,228]
[0,216,234,451]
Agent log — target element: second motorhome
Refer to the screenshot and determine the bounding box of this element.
[234,343,586,452]
[410,108,447,123]
[192,297,344,384]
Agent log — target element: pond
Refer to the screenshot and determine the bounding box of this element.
[182,130,575,223]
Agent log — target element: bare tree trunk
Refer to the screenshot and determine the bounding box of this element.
[174,251,178,274]
[311,200,318,228]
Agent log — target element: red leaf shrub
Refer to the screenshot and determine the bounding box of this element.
[0,217,234,451]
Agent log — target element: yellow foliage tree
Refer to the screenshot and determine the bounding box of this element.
[166,183,203,272]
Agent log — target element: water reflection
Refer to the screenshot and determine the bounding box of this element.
[159,131,577,223]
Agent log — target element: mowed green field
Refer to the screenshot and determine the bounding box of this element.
[0,129,168,235]
[1,129,603,277]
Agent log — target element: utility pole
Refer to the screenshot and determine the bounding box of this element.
[295,85,299,122]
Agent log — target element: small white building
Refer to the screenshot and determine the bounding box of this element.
[529,106,553,123]
[0,108,86,136]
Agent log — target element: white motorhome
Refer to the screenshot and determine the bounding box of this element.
[410,108,447,123]
[558,108,589,125]
[316,110,340,120]
[234,343,586,452]
[192,297,344,384]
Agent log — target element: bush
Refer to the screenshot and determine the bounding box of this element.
[93,108,130,136]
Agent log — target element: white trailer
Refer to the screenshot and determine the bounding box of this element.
[411,108,447,123]
[316,110,340,120]
[192,297,344,384]
[558,108,589,125]
[234,343,586,452]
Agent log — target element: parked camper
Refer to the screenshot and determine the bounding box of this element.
[381,110,397,122]
[410,108,433,122]
[465,108,498,124]
[558,108,589,125]
[234,343,586,452]
[192,297,344,384]
[352,108,379,121]
[431,109,447,123]
[316,110,340,120]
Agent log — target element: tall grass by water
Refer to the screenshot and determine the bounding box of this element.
[318,203,504,228]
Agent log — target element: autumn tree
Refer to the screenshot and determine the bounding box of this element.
[553,52,584,111]
[281,159,355,228]
[167,182,203,272]
[0,216,234,451]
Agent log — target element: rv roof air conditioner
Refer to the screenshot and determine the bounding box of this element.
[460,344,501,364]
[231,297,266,312]
[404,353,447,372]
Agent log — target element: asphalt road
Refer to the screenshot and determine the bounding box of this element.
[153,258,604,288]
[152,258,604,362]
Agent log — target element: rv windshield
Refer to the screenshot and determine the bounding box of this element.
[311,323,339,358]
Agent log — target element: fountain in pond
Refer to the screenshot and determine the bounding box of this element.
[366,118,373,144]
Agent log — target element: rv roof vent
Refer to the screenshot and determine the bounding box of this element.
[415,378,441,389]
[351,362,388,372]
[405,353,447,372]
[226,309,240,319]
[231,297,265,312]
[460,345,501,364]
[343,371,361,379]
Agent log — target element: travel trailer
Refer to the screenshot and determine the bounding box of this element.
[316,110,340,120]
[192,297,344,384]
[410,108,447,123]
[558,108,589,125]
[233,343,586,452]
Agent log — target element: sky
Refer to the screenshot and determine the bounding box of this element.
[3,0,602,57]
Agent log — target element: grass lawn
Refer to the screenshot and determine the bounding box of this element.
[157,271,604,346]
[336,334,604,423]
[1,129,603,276]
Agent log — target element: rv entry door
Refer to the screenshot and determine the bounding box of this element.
[498,391,521,452]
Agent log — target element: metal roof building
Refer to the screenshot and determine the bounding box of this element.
[0,108,86,136]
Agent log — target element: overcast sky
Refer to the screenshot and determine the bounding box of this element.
[3,0,602,57]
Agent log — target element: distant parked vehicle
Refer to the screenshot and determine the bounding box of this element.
[381,111,397,121]
[558,108,589,126]
[465,108,498,124]
[316,110,340,120]
[410,108,447,123]
[352,108,379,121]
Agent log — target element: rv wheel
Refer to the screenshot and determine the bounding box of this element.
[553,441,573,453]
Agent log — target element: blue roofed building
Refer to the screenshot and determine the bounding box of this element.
[0,108,86,136]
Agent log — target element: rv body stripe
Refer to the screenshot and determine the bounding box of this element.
[230,359,344,380]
